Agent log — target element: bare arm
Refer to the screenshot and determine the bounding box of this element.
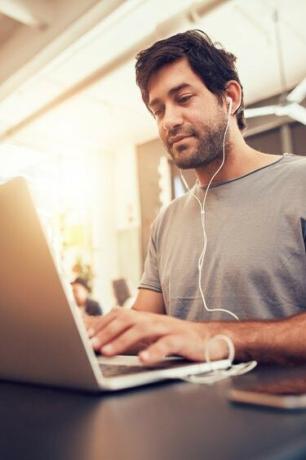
[205,312,306,365]
[87,308,306,365]
[132,288,165,314]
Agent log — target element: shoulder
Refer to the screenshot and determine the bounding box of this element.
[148,190,198,247]
[85,298,102,316]
[281,153,306,171]
[264,154,306,203]
[277,154,306,185]
[153,191,195,229]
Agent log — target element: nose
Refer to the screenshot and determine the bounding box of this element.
[160,105,183,134]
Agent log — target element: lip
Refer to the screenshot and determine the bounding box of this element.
[169,135,192,146]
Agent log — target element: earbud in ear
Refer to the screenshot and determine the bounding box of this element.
[226,96,233,114]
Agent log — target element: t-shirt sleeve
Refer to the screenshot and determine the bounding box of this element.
[138,221,162,293]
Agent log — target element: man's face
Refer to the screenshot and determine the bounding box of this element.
[147,58,228,169]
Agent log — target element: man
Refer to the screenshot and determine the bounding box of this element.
[71,277,103,316]
[88,30,306,364]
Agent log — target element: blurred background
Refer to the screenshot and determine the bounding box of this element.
[0,0,305,311]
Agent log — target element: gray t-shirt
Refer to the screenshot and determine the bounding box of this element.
[139,154,306,321]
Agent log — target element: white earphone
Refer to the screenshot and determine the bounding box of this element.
[226,96,233,113]
[179,92,239,321]
[179,95,259,384]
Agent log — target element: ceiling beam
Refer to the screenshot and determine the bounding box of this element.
[0,0,52,27]
[0,0,127,97]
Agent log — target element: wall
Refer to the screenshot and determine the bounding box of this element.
[87,152,115,310]
[113,143,142,294]
[92,144,142,311]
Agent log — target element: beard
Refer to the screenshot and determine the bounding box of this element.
[165,115,229,169]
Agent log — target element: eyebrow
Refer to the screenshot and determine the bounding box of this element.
[148,83,192,109]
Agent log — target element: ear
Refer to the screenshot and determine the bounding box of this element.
[224,80,242,114]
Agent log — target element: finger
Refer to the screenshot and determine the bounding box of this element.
[100,323,161,356]
[139,334,204,364]
[138,335,182,364]
[91,314,135,350]
[83,315,96,331]
[88,307,124,338]
[97,312,169,354]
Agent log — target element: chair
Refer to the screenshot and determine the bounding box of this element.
[112,278,131,306]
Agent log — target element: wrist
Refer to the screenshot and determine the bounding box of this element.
[189,321,232,361]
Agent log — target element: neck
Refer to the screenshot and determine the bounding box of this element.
[195,127,281,187]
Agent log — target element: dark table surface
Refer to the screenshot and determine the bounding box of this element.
[1,365,306,460]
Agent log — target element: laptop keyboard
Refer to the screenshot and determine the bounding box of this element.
[99,360,190,378]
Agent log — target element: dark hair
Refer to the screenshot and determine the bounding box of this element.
[135,29,246,130]
[71,277,91,292]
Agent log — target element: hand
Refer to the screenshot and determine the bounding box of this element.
[83,313,99,332]
[85,308,227,364]
[79,310,92,322]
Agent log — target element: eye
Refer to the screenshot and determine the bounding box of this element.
[152,107,164,119]
[177,94,192,104]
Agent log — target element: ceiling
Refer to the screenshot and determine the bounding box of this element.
[0,0,305,157]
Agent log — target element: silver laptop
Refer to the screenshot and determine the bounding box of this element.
[0,177,230,392]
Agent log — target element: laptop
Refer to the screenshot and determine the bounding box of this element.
[0,177,231,392]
